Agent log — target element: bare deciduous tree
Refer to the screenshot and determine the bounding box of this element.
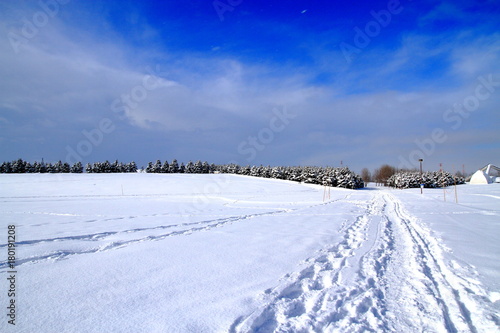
[361,168,371,184]
[373,164,396,186]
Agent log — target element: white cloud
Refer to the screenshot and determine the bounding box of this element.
[449,33,500,79]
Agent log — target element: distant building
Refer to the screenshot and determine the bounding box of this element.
[470,164,500,184]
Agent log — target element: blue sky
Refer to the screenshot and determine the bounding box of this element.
[0,0,499,173]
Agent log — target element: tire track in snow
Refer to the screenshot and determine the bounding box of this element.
[232,192,498,333]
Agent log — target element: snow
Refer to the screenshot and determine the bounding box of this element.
[0,174,499,332]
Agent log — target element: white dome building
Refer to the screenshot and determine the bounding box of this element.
[470,164,500,184]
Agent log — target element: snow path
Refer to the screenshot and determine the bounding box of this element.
[232,191,498,333]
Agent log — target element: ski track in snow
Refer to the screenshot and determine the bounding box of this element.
[0,195,351,269]
[231,191,499,333]
[0,211,285,269]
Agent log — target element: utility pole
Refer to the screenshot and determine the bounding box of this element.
[419,159,423,194]
[440,163,446,202]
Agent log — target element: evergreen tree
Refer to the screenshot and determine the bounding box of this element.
[262,165,272,178]
[25,161,35,173]
[161,160,170,173]
[169,159,179,173]
[71,162,83,173]
[61,162,71,173]
[128,161,138,173]
[250,165,260,177]
[271,166,285,179]
[53,160,63,173]
[202,161,210,174]
[240,165,251,176]
[32,161,40,173]
[185,161,194,173]
[39,160,47,173]
[46,163,55,173]
[194,160,203,174]
[227,163,239,174]
[111,160,119,173]
[12,159,26,173]
[4,161,13,173]
[102,161,111,173]
[153,160,162,173]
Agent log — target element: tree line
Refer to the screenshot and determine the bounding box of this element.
[142,159,364,189]
[85,161,138,173]
[0,159,83,173]
[359,164,465,188]
[0,158,365,189]
[387,171,465,189]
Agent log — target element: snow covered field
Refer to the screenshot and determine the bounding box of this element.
[0,173,499,332]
